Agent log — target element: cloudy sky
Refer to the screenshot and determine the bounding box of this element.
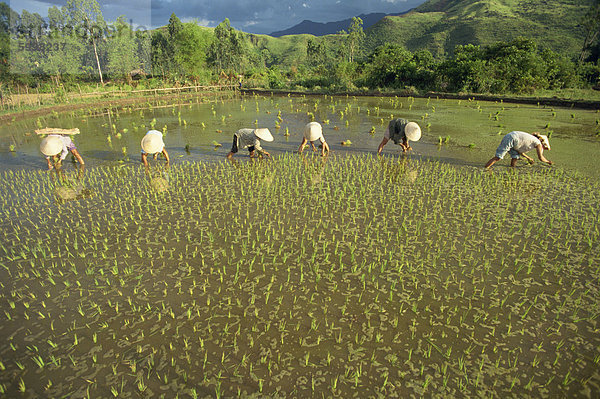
[10,0,426,34]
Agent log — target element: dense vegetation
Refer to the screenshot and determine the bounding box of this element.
[1,0,599,99]
[366,0,589,58]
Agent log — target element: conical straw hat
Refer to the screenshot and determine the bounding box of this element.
[254,128,273,142]
[141,130,164,153]
[303,122,323,141]
[40,135,63,156]
[539,134,550,150]
[405,122,421,142]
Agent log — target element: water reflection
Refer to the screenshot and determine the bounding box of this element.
[50,164,95,203]
[378,156,418,185]
[145,163,170,193]
[3,95,600,178]
[301,152,328,185]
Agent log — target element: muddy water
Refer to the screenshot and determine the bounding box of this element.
[0,93,599,178]
[0,94,599,397]
[0,156,599,397]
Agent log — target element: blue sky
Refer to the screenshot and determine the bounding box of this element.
[9,0,425,34]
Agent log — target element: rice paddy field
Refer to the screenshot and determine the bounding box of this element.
[1,93,599,178]
[0,93,599,397]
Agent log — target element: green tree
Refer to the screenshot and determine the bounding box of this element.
[172,23,211,77]
[151,29,171,77]
[436,44,485,92]
[0,2,19,34]
[106,16,139,79]
[540,49,577,89]
[364,44,413,88]
[346,17,365,63]
[483,38,546,93]
[0,3,19,79]
[581,0,600,62]
[207,19,245,73]
[65,0,106,84]
[47,6,66,32]
[19,10,46,41]
[306,38,327,67]
[135,29,151,75]
[168,13,183,39]
[40,34,85,80]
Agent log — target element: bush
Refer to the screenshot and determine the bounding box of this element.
[267,67,285,89]
[578,61,600,87]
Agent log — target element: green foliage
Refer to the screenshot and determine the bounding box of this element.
[106,16,139,78]
[47,6,66,31]
[167,13,183,38]
[171,22,212,78]
[40,34,86,77]
[363,44,435,90]
[0,32,8,80]
[65,0,106,83]
[267,66,285,89]
[366,0,587,59]
[18,10,46,39]
[346,17,365,63]
[207,18,245,73]
[150,29,171,76]
[581,0,600,63]
[306,38,327,67]
[434,38,582,93]
[0,2,19,33]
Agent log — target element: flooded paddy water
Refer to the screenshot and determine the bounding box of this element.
[1,93,600,177]
[0,94,600,397]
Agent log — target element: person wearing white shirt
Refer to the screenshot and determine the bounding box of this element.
[298,122,330,157]
[485,131,552,169]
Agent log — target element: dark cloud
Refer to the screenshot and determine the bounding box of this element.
[11,0,425,34]
[151,0,425,33]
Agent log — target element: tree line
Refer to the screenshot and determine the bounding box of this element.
[1,0,599,96]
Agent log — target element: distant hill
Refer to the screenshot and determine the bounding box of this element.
[243,0,590,68]
[270,13,395,37]
[364,0,587,57]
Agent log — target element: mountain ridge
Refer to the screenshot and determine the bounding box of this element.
[270,12,399,37]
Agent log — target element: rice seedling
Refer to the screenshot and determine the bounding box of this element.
[0,94,599,397]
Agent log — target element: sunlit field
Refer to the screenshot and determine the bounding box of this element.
[1,93,599,397]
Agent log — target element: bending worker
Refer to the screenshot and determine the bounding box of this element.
[226,128,273,159]
[377,118,421,155]
[484,131,552,169]
[141,130,170,167]
[40,134,85,169]
[298,122,330,157]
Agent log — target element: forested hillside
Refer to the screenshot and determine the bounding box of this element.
[365,0,588,57]
[1,0,599,97]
